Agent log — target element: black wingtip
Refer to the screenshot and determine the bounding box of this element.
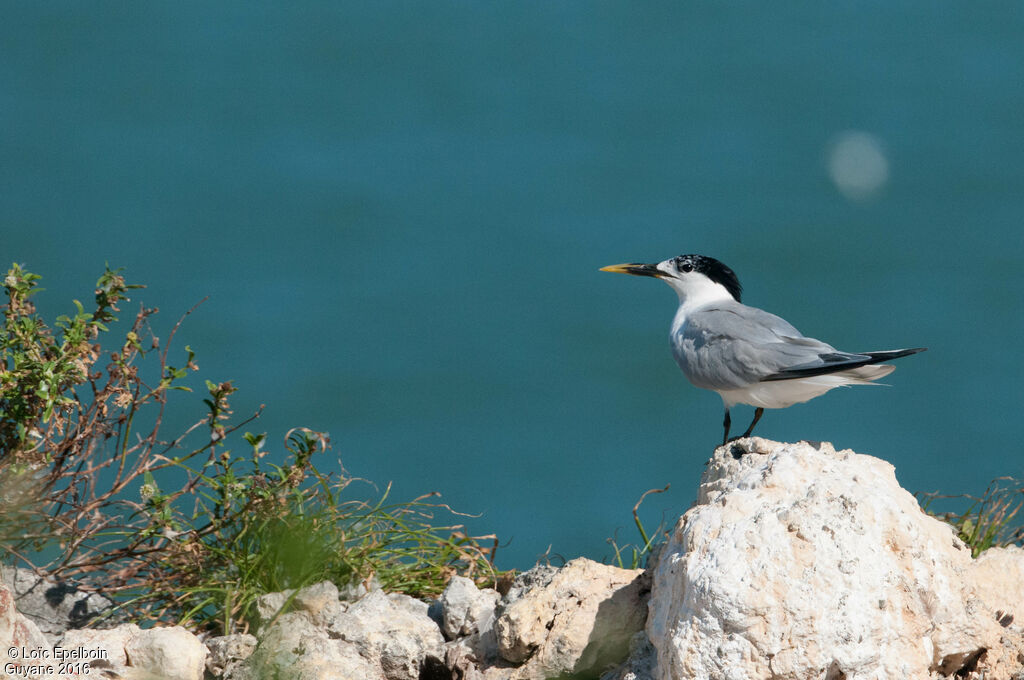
[761,346,926,382]
[864,347,927,361]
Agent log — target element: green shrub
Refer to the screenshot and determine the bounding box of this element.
[0,264,499,634]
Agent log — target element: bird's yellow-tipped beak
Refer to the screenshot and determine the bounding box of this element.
[600,262,664,278]
[600,263,635,274]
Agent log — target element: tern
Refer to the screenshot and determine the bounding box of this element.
[601,254,925,446]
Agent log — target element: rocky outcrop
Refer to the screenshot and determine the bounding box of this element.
[205,633,258,679]
[60,623,140,671]
[496,559,647,679]
[439,575,500,641]
[646,437,1024,680]
[0,615,206,680]
[6,438,1024,680]
[1,562,645,680]
[1,567,114,644]
[125,626,208,679]
[443,560,648,680]
[60,623,207,680]
[244,583,447,680]
[1,582,51,677]
[235,560,647,680]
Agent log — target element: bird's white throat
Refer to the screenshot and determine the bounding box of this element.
[663,273,736,334]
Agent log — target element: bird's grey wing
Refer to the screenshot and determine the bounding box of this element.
[761,347,927,381]
[673,303,843,389]
[758,352,877,381]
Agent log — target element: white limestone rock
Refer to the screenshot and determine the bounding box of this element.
[494,558,647,680]
[440,576,506,679]
[58,622,139,667]
[600,631,657,680]
[970,544,1024,623]
[245,609,384,680]
[501,565,557,604]
[338,575,383,602]
[60,623,141,669]
[205,633,258,679]
[291,579,345,626]
[254,588,294,626]
[243,583,445,680]
[124,626,207,680]
[439,575,500,640]
[1,567,115,644]
[1,582,51,679]
[648,438,1024,680]
[332,589,446,680]
[56,623,206,680]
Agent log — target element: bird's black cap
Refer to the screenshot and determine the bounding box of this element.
[673,254,743,302]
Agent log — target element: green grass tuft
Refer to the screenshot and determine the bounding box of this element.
[919,477,1024,558]
[607,484,669,569]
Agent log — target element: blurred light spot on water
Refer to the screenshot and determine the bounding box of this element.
[826,131,889,202]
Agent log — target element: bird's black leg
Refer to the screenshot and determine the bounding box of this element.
[741,407,764,439]
[722,408,731,447]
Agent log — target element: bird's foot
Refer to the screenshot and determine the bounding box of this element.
[721,435,772,458]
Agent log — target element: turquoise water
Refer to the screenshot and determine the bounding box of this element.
[3,4,1023,569]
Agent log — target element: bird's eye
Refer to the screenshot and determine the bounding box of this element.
[678,260,693,273]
